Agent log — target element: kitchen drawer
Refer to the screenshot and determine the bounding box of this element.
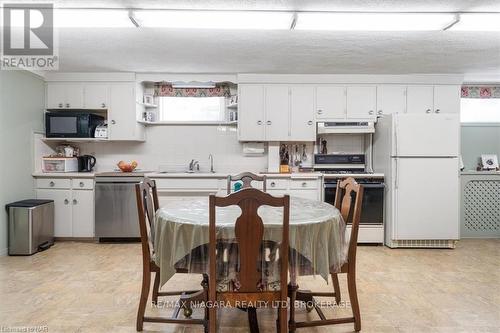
[266,178,289,190]
[154,178,220,190]
[290,179,319,190]
[288,189,320,201]
[36,178,71,189]
[71,178,94,190]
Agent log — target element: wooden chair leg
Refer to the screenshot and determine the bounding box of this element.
[136,268,151,331]
[209,307,217,333]
[279,306,287,333]
[347,271,361,332]
[247,307,259,333]
[331,273,341,305]
[152,271,160,304]
[288,284,298,333]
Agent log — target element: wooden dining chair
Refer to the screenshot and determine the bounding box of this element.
[227,172,267,194]
[208,188,290,333]
[289,177,364,332]
[135,178,207,332]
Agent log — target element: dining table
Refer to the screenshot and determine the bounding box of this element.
[153,194,348,331]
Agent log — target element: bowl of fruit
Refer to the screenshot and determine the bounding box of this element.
[117,160,138,173]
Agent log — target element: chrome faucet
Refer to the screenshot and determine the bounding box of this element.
[189,159,200,172]
[208,154,215,173]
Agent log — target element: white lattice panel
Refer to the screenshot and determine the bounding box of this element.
[463,180,500,236]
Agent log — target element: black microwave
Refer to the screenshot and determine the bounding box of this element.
[45,112,104,138]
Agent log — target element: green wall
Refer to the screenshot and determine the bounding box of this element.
[461,124,500,170]
[0,71,45,255]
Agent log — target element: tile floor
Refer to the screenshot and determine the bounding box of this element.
[0,239,498,333]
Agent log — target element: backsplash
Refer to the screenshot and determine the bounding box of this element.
[316,134,366,154]
[77,125,268,173]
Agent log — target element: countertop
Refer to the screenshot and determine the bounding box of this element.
[461,170,500,176]
[33,171,384,179]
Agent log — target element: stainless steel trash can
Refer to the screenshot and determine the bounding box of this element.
[6,199,54,255]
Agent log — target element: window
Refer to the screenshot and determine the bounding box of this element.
[158,96,225,122]
[461,98,500,123]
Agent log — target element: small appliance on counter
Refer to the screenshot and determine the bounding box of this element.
[78,155,97,172]
[42,157,79,173]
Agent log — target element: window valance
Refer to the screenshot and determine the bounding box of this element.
[154,82,231,98]
[461,86,500,98]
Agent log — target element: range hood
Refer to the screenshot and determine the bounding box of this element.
[317,121,375,134]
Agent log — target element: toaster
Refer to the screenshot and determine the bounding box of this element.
[94,124,108,139]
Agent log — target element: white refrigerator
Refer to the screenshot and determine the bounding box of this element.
[373,113,460,248]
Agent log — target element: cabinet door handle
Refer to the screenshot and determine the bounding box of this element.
[435,109,441,113]
[270,182,276,187]
[257,120,262,125]
[73,199,78,205]
[426,109,431,114]
[49,181,55,187]
[368,110,374,115]
[266,120,272,125]
[66,103,70,108]
[307,120,313,125]
[317,109,323,115]
[377,110,383,115]
[302,182,307,187]
[79,182,85,188]
[58,103,63,108]
[101,103,106,108]
[64,199,69,205]
[111,120,116,125]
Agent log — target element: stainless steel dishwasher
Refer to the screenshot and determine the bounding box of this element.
[95,175,143,241]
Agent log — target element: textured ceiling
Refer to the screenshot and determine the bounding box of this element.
[15,0,500,74]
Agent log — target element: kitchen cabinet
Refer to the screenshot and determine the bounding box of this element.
[47,83,84,109]
[35,178,95,238]
[84,84,109,109]
[108,83,145,141]
[315,86,346,119]
[290,85,315,141]
[71,190,95,237]
[35,189,72,237]
[434,85,460,114]
[238,84,315,141]
[407,85,434,114]
[346,86,377,119]
[376,85,407,116]
[407,85,460,114]
[238,84,265,141]
[265,85,290,141]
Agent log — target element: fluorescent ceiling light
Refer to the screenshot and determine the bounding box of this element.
[133,10,293,29]
[449,13,500,31]
[294,12,456,31]
[54,9,134,28]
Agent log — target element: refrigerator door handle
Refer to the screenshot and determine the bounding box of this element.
[395,158,399,189]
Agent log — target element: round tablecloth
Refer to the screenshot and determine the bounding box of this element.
[154,196,347,287]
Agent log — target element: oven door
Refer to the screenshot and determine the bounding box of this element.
[324,181,385,225]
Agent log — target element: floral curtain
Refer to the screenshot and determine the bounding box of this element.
[154,82,231,98]
[461,86,500,98]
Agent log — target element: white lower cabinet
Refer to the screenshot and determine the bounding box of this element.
[35,178,95,238]
[36,189,73,237]
[71,190,95,237]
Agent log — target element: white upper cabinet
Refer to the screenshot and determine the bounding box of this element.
[238,84,266,141]
[346,86,377,119]
[265,85,290,141]
[376,85,407,116]
[47,83,84,109]
[407,85,460,114]
[315,86,346,119]
[290,85,315,141]
[84,84,109,109]
[433,85,460,114]
[108,83,144,141]
[406,85,434,114]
